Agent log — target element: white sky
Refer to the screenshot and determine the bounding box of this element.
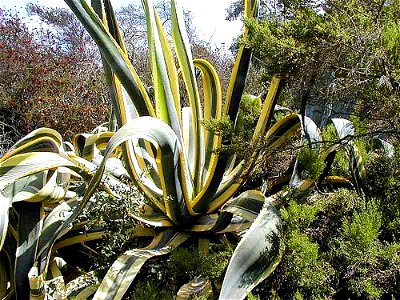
[1,0,242,46]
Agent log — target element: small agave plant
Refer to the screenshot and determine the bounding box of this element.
[0,0,379,299]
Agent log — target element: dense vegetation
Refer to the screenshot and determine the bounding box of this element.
[0,0,399,299]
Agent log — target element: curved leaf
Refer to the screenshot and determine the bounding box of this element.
[65,0,154,117]
[331,118,366,193]
[193,59,223,182]
[93,230,189,300]
[80,116,195,223]
[176,276,212,300]
[143,0,182,142]
[222,190,264,222]
[14,203,42,299]
[219,196,283,300]
[171,0,203,193]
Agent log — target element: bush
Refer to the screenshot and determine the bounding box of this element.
[0,8,109,143]
[253,185,400,299]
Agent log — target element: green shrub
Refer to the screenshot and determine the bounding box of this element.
[286,232,334,299]
[132,281,174,300]
[254,186,400,299]
[297,146,326,180]
[365,148,400,240]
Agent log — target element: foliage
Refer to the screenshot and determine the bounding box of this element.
[132,281,175,300]
[202,94,262,159]
[285,232,334,299]
[296,146,325,180]
[169,247,231,283]
[252,152,400,300]
[236,0,400,137]
[365,147,400,240]
[80,187,146,274]
[0,8,109,141]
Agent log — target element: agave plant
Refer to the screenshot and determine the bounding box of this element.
[0,0,380,299]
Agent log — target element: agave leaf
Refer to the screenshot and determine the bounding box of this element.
[188,212,233,233]
[129,211,174,228]
[53,231,105,252]
[224,0,260,121]
[0,128,63,163]
[65,0,154,117]
[0,152,78,191]
[301,115,322,149]
[73,285,99,299]
[91,0,127,52]
[182,107,195,174]
[176,276,213,300]
[65,271,100,299]
[219,196,283,300]
[154,8,181,121]
[0,256,8,298]
[206,113,301,214]
[331,118,366,193]
[132,139,160,186]
[33,199,79,286]
[190,0,261,214]
[289,115,322,188]
[0,193,9,252]
[193,59,223,189]
[222,190,264,222]
[171,0,203,193]
[14,202,42,299]
[375,138,395,157]
[320,176,353,190]
[93,230,189,300]
[11,169,70,204]
[73,131,114,160]
[264,113,302,150]
[252,76,281,142]
[203,78,283,212]
[1,230,16,299]
[91,0,138,127]
[80,116,194,223]
[45,257,67,298]
[143,0,182,142]
[0,152,82,252]
[316,119,364,190]
[216,216,252,234]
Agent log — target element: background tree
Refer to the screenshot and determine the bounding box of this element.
[0,8,108,155]
[227,0,400,139]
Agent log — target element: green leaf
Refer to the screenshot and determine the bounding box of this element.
[93,230,189,300]
[0,128,63,163]
[143,0,182,142]
[0,193,9,253]
[222,190,264,222]
[219,196,283,300]
[0,256,9,298]
[64,0,154,117]
[14,203,42,299]
[176,276,213,300]
[0,152,77,191]
[171,0,203,193]
[193,59,222,189]
[80,116,194,223]
[32,200,79,289]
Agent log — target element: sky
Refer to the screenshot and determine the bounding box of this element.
[1,0,242,47]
